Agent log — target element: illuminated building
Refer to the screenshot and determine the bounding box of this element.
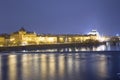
[57,34,97,43]
[9,28,99,46]
[0,36,5,46]
[87,29,107,42]
[88,30,99,36]
[0,28,106,46]
[36,35,57,44]
[10,27,37,46]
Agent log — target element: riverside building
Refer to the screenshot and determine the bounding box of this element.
[0,27,101,47]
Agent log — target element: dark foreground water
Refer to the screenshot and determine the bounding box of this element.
[0,52,120,80]
[0,45,120,80]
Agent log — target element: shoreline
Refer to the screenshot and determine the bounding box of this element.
[0,42,105,52]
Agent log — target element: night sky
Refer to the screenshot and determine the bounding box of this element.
[0,0,120,35]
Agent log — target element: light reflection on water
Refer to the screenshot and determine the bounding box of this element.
[0,51,120,80]
[22,45,120,53]
[8,55,17,80]
[0,55,2,80]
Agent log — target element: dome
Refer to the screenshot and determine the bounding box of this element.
[88,30,99,36]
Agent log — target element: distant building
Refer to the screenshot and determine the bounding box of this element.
[10,27,37,46]
[88,29,102,41]
[0,36,5,46]
[36,35,57,44]
[55,34,97,43]
[0,28,102,46]
[88,30,100,36]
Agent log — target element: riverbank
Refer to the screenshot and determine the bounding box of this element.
[0,42,105,52]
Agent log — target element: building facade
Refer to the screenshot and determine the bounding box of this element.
[10,28,37,46]
[0,36,5,46]
[0,28,101,47]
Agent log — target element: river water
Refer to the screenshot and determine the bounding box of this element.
[0,45,120,80]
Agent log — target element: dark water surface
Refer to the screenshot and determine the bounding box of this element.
[0,45,120,80]
[0,52,120,80]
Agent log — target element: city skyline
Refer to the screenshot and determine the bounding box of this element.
[0,0,120,35]
[0,26,118,37]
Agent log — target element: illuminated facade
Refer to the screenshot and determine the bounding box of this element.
[88,30,99,36]
[0,36,5,46]
[36,35,57,44]
[10,27,37,46]
[57,34,97,43]
[0,28,103,46]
